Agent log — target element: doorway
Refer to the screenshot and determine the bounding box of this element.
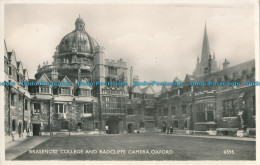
[106,119,120,134]
[18,122,22,137]
[33,124,41,136]
[61,120,69,130]
[162,122,166,132]
[128,123,133,133]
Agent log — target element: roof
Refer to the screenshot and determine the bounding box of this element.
[129,86,143,94]
[184,74,196,83]
[141,86,155,95]
[160,86,171,93]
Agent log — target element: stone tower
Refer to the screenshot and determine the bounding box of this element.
[193,23,219,77]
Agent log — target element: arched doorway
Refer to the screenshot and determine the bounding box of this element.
[106,117,120,134]
[162,122,167,133]
[128,123,133,133]
[33,124,41,136]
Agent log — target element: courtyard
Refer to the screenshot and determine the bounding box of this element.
[12,133,255,160]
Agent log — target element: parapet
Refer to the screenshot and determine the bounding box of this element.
[105,58,127,68]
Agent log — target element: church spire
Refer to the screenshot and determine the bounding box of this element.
[201,22,210,67]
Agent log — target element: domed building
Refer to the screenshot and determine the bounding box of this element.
[30,16,129,134]
[35,16,100,84]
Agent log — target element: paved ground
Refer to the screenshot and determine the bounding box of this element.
[5,136,49,160]
[13,133,255,160]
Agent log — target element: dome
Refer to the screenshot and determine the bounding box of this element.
[58,16,99,54]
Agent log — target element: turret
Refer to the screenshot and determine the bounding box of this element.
[223,59,230,69]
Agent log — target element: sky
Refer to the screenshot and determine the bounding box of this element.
[4,3,255,82]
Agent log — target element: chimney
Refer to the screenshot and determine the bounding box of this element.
[208,54,212,74]
[130,66,133,86]
[223,59,230,69]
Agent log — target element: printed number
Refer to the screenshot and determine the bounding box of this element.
[224,150,234,154]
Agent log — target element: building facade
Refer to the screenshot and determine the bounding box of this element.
[4,17,256,141]
[4,41,31,142]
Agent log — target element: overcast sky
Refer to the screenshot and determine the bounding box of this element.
[4,3,255,82]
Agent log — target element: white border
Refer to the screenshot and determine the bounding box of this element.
[0,0,259,165]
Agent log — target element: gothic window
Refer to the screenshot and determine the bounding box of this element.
[223,100,235,117]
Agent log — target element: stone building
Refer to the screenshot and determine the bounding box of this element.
[28,16,128,135]
[158,24,256,136]
[127,69,160,133]
[4,16,256,138]
[193,23,219,77]
[4,40,31,142]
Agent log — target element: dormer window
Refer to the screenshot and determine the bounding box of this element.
[59,87,72,95]
[39,86,51,94]
[80,89,90,96]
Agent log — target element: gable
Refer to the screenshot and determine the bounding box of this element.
[37,73,51,83]
[130,86,143,94]
[9,51,17,67]
[4,40,8,58]
[61,76,73,85]
[142,86,155,95]
[17,61,24,75]
[160,86,170,93]
[23,69,29,81]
